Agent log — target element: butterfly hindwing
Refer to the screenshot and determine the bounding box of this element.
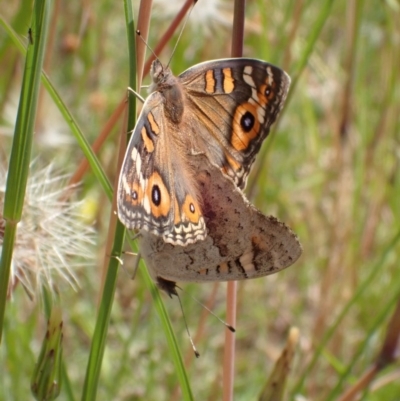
[139,155,302,284]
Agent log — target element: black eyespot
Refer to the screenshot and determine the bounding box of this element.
[132,190,138,200]
[265,85,272,97]
[152,185,161,206]
[240,111,255,132]
[189,203,195,213]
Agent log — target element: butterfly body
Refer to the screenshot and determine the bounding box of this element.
[117,58,291,246]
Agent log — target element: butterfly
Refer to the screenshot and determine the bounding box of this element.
[117,58,291,246]
[138,155,302,295]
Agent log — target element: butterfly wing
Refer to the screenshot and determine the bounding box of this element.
[117,92,206,246]
[178,58,290,189]
[139,155,302,284]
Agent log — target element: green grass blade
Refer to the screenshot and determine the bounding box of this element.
[80,1,137,399]
[124,0,137,131]
[80,224,125,401]
[3,0,50,220]
[0,0,51,343]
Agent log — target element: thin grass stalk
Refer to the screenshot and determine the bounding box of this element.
[221,0,246,399]
[282,0,304,72]
[0,0,51,343]
[135,0,206,397]
[136,0,153,90]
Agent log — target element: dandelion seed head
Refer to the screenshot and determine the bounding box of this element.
[0,162,96,298]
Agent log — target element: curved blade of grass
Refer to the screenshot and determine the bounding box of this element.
[0,0,51,343]
[41,73,113,199]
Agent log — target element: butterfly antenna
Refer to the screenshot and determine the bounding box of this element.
[176,291,200,358]
[166,0,198,69]
[177,285,236,333]
[136,30,160,62]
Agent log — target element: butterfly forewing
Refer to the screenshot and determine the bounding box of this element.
[179,58,291,189]
[117,92,207,245]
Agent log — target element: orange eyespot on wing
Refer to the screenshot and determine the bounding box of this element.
[163,193,206,246]
[181,194,202,224]
[231,102,261,151]
[125,180,143,206]
[146,172,171,218]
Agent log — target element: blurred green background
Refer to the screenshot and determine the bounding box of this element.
[1,0,399,400]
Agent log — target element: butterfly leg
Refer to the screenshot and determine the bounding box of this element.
[127,87,145,103]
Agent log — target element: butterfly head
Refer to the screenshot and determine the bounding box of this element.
[149,59,174,93]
